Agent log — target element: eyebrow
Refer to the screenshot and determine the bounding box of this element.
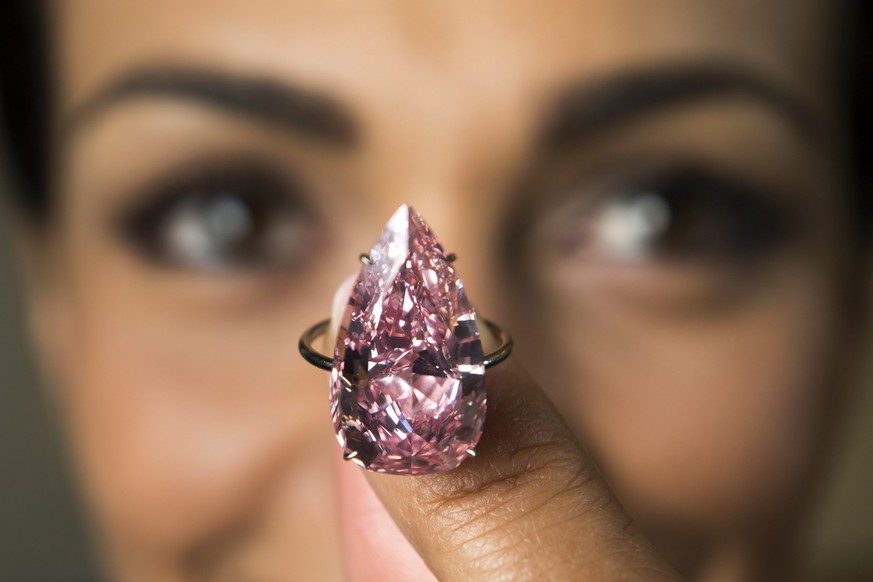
[65,63,817,154]
[539,63,820,151]
[63,66,358,145]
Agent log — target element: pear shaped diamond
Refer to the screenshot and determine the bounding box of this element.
[330,204,486,474]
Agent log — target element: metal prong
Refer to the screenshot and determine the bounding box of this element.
[343,449,358,460]
[466,449,477,457]
[445,252,457,263]
[359,253,372,265]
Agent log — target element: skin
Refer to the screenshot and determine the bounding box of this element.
[17,0,860,580]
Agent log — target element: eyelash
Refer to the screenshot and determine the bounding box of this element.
[113,160,317,272]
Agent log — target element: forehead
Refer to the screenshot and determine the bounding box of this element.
[58,0,833,121]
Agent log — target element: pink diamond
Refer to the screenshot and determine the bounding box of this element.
[330,204,486,474]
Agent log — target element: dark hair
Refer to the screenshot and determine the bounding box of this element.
[846,0,872,242]
[0,1,50,220]
[0,2,870,237]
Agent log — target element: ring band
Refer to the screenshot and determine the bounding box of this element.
[299,318,513,371]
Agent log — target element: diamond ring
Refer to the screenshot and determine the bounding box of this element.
[298,204,512,475]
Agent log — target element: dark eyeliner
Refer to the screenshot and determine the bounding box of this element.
[612,164,797,264]
[546,160,801,268]
[111,156,315,270]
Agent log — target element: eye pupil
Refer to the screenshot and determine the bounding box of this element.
[205,194,254,248]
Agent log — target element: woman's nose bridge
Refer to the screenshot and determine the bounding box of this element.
[366,97,526,254]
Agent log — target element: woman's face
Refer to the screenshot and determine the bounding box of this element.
[31,0,850,579]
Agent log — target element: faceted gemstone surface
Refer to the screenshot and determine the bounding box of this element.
[330,204,486,474]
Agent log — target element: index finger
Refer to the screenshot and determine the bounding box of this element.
[326,277,680,581]
[364,356,680,581]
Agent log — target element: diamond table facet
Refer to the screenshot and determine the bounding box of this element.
[330,204,486,474]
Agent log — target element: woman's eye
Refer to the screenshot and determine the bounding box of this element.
[556,166,794,267]
[115,164,315,272]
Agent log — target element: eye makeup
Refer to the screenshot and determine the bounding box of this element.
[500,156,809,319]
[111,156,319,273]
[550,162,798,269]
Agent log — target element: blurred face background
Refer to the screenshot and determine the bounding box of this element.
[2,0,867,580]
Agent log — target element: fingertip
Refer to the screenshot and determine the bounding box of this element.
[324,273,358,352]
[335,451,437,582]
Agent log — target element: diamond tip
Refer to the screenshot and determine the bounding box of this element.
[399,203,427,227]
[386,203,411,228]
[385,203,428,237]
